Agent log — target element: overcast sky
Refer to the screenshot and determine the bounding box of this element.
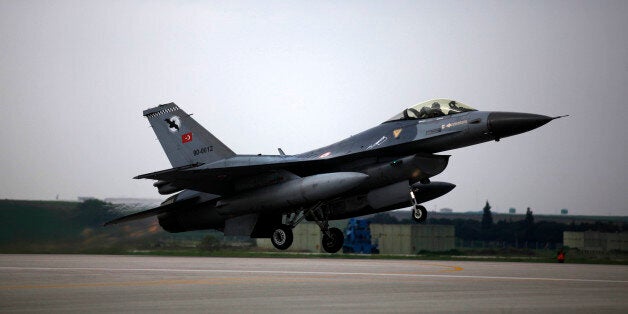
[1,0,626,216]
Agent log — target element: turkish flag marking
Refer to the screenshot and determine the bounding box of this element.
[182,132,193,143]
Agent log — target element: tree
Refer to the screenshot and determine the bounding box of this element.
[524,207,535,242]
[525,207,534,225]
[481,201,493,230]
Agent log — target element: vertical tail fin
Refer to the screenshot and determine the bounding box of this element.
[143,103,235,167]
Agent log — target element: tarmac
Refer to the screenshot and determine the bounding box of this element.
[1,254,627,313]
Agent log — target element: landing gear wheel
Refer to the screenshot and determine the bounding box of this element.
[412,204,427,223]
[270,224,293,250]
[321,227,344,253]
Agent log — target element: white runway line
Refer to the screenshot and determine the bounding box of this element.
[1,266,627,284]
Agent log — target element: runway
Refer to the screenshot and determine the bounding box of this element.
[1,255,627,313]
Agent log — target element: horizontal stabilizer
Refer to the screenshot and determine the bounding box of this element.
[103,196,199,226]
[134,162,204,180]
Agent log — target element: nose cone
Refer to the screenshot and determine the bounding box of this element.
[488,112,553,139]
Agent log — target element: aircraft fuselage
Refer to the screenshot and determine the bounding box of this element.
[106,99,562,253]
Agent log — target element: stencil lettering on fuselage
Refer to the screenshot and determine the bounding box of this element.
[367,136,388,150]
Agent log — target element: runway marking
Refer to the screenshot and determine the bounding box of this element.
[0,276,320,290]
[2,266,627,284]
[422,263,464,272]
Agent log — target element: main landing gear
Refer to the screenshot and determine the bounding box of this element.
[306,203,344,253]
[270,224,293,250]
[321,227,344,253]
[270,202,344,253]
[410,189,428,223]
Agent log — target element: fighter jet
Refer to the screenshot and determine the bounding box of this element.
[105,99,564,253]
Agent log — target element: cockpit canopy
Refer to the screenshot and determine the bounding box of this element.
[385,99,477,122]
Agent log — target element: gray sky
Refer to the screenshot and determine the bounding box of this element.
[1,0,627,215]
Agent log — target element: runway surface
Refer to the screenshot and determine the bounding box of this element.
[1,254,627,313]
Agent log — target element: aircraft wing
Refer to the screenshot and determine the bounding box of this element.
[134,158,335,196]
[135,153,451,196]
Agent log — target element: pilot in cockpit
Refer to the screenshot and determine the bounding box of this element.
[420,102,445,118]
[448,101,461,113]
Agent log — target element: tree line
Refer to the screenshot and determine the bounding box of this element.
[370,201,627,244]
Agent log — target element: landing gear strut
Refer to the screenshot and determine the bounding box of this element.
[304,202,344,253]
[410,190,428,223]
[276,202,344,253]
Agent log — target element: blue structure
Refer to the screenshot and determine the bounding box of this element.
[343,218,379,254]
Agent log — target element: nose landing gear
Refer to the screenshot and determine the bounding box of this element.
[410,190,428,223]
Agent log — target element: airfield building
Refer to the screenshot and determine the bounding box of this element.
[370,224,454,254]
[563,231,628,252]
[256,222,454,254]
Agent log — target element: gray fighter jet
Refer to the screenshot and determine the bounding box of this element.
[105,99,564,253]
